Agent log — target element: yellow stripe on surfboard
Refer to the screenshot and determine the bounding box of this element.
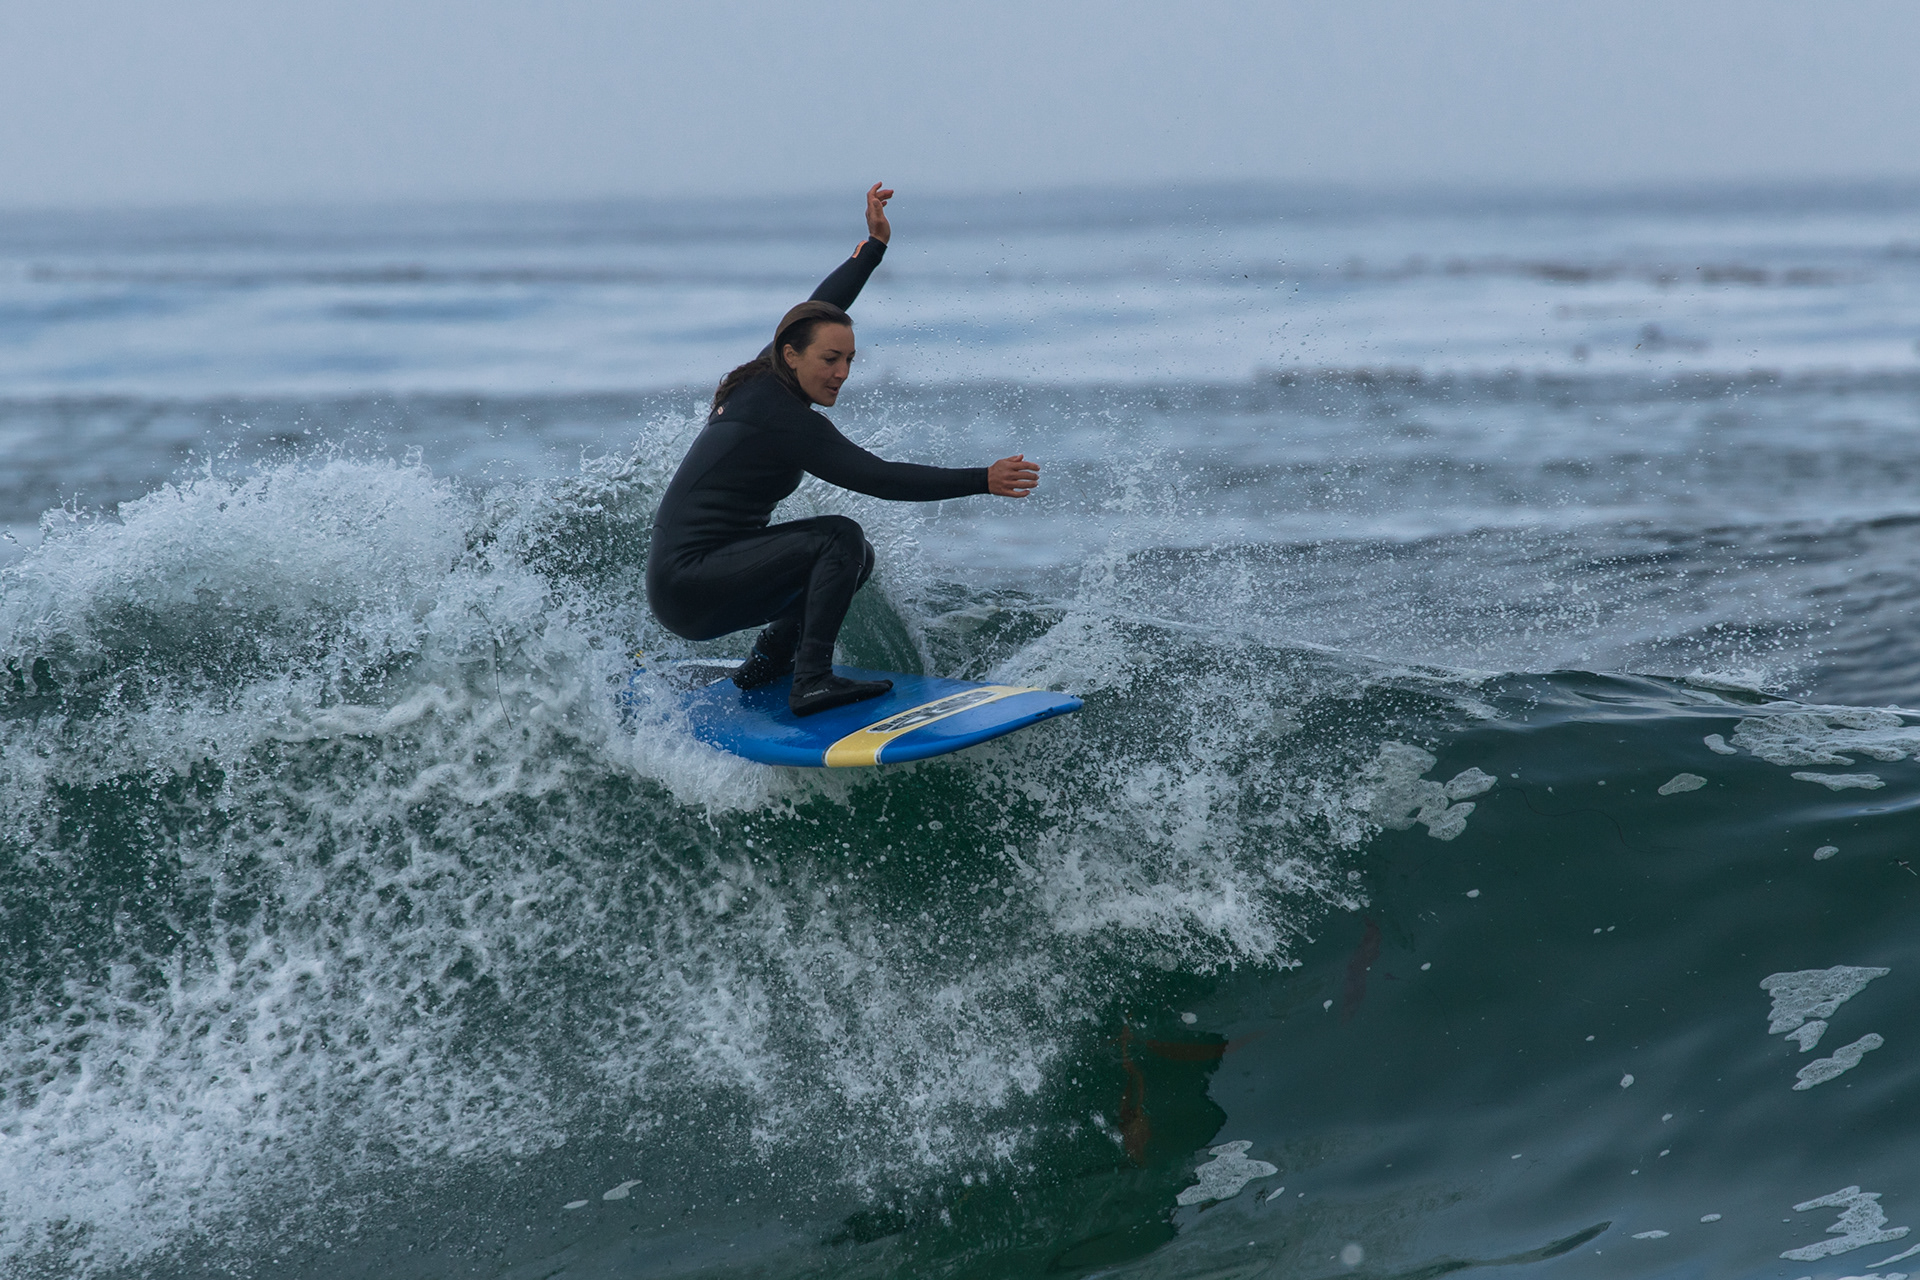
[823,685,1038,767]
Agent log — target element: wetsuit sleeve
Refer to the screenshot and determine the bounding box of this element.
[807,237,888,310]
[790,417,989,502]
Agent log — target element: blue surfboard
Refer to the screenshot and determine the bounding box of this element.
[627,662,1082,767]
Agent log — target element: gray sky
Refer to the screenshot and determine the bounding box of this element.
[2,0,1916,207]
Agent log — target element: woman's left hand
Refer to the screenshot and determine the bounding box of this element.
[988,454,1040,497]
[866,183,894,244]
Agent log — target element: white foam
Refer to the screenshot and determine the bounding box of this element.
[1816,846,1840,860]
[1732,708,1920,767]
[1783,1187,1910,1262]
[1445,768,1497,799]
[1794,1034,1885,1090]
[1788,1021,1829,1052]
[1633,1230,1670,1239]
[1658,773,1706,795]
[1361,743,1494,842]
[1704,734,1739,755]
[1792,773,1887,791]
[1761,966,1890,1035]
[1175,1140,1279,1206]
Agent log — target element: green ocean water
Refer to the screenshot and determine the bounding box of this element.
[7,188,1920,1278]
[5,440,1919,1279]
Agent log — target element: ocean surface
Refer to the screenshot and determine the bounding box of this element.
[4,182,1920,1279]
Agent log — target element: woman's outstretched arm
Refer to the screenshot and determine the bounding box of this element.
[792,415,987,503]
[787,418,1041,503]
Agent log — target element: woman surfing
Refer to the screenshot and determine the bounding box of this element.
[646,184,1040,716]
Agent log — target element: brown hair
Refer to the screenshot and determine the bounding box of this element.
[712,301,853,411]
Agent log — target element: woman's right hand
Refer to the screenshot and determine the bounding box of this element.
[988,455,1040,498]
[866,183,894,244]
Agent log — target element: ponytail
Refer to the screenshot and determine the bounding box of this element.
[712,356,772,411]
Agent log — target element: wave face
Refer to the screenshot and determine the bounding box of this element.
[0,437,1412,1275]
[4,188,1920,1278]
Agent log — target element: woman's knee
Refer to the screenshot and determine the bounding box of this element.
[816,513,865,546]
[813,514,868,565]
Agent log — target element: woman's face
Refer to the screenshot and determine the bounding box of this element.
[783,323,856,406]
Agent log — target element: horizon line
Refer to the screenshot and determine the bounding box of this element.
[3,173,1920,220]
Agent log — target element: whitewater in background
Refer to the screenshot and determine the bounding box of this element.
[3,183,1920,1279]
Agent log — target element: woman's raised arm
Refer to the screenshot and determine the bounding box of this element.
[749,185,894,366]
[804,183,893,310]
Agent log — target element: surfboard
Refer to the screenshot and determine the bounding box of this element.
[626,662,1082,767]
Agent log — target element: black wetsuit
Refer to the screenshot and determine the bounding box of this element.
[646,238,988,680]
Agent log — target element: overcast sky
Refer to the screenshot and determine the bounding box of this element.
[1,0,1916,207]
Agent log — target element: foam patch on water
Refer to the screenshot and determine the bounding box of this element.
[1793,772,1887,791]
[1795,1035,1885,1090]
[1658,773,1707,795]
[1361,744,1494,841]
[1783,1187,1910,1262]
[1789,1021,1830,1051]
[1762,967,1890,1036]
[1732,708,1920,767]
[1175,1141,1278,1206]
